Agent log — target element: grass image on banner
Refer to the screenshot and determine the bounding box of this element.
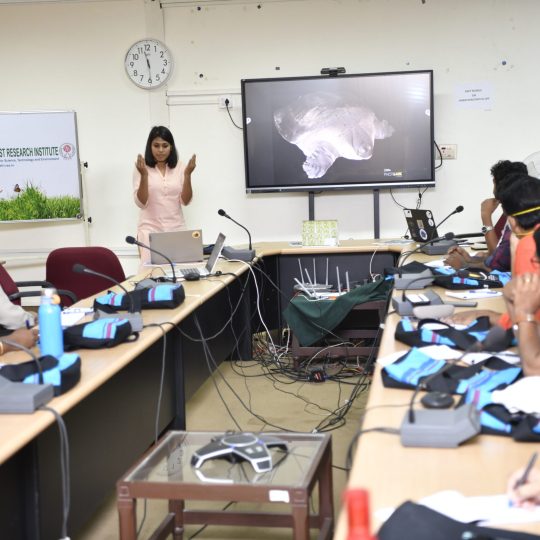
[0,184,80,221]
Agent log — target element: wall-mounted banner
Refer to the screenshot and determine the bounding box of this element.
[0,111,82,222]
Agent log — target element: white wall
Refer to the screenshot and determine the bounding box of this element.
[1,0,539,282]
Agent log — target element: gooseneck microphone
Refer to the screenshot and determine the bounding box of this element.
[400,325,509,448]
[217,209,256,262]
[125,235,176,283]
[0,339,54,412]
[218,209,252,250]
[399,232,455,269]
[435,205,464,231]
[72,263,144,331]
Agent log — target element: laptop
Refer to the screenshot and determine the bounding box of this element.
[148,229,204,265]
[403,208,439,242]
[174,232,226,278]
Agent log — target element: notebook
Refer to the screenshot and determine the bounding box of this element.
[403,208,439,242]
[174,232,226,278]
[148,229,204,265]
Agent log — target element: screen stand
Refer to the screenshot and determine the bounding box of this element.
[308,191,315,221]
[373,189,380,239]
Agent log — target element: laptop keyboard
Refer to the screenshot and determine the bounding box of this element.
[179,267,200,276]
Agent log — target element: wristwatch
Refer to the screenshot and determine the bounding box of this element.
[512,313,537,335]
[481,225,494,234]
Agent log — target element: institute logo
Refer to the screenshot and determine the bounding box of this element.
[59,142,76,160]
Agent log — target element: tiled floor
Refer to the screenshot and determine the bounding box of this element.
[77,358,371,539]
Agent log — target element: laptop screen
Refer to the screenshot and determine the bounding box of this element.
[403,209,439,242]
[205,233,226,272]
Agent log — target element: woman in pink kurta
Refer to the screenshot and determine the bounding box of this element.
[133,126,196,265]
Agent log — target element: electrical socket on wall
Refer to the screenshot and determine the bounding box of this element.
[440,144,457,160]
[218,95,232,109]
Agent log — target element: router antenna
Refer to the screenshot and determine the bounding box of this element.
[325,258,329,286]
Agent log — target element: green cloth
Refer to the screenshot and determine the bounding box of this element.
[283,278,392,347]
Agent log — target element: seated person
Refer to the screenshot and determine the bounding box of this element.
[0,327,39,355]
[502,271,540,376]
[444,173,540,327]
[0,286,39,355]
[507,464,540,508]
[0,283,35,332]
[444,160,527,272]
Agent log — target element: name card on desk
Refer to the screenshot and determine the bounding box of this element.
[302,220,339,247]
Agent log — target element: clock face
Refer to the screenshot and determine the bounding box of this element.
[124,39,173,89]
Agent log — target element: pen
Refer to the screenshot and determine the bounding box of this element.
[514,451,538,490]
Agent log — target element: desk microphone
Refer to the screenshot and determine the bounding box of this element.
[72,263,144,332]
[401,325,508,448]
[125,235,177,283]
[399,232,455,269]
[434,205,464,232]
[217,209,256,261]
[0,339,54,413]
[392,274,452,317]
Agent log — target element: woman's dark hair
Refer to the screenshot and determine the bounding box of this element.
[499,174,540,230]
[144,126,178,168]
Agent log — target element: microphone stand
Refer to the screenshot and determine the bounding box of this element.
[434,206,463,232]
[400,325,508,447]
[0,339,54,412]
[73,264,144,332]
[125,236,177,283]
[399,232,455,268]
[218,209,256,262]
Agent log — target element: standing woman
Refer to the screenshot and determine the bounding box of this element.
[133,125,196,265]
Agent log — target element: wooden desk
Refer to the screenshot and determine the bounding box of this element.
[334,280,540,538]
[0,258,251,539]
[0,240,402,539]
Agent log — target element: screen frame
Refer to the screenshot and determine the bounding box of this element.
[241,69,435,193]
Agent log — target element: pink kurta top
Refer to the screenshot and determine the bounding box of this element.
[133,162,187,265]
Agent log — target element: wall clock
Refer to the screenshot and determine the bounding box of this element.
[124,38,173,89]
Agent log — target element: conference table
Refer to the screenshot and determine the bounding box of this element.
[333,258,540,538]
[5,239,535,540]
[0,240,400,540]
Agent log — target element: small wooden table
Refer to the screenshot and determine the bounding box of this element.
[117,431,334,540]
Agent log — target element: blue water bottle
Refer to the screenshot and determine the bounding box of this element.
[38,288,64,357]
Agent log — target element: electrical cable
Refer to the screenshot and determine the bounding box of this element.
[40,406,70,540]
[345,427,400,472]
[225,101,242,130]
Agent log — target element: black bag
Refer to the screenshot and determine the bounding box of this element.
[394,317,514,350]
[63,318,137,349]
[0,353,81,396]
[93,283,185,312]
[378,501,540,540]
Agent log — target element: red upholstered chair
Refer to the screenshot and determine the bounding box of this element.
[45,247,126,307]
[0,262,76,306]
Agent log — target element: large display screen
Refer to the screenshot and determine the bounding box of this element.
[241,70,434,192]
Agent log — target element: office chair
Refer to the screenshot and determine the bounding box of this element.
[0,263,77,306]
[46,246,126,307]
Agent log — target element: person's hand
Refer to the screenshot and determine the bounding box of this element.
[444,246,470,270]
[481,197,499,222]
[441,309,497,326]
[507,466,540,508]
[3,328,39,352]
[508,273,540,322]
[185,154,196,176]
[135,154,147,176]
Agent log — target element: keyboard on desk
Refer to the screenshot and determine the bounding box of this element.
[177,266,209,277]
